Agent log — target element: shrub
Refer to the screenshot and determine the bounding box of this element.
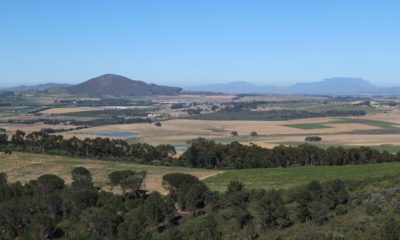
[363,192,386,215]
[305,136,322,142]
[382,217,400,240]
[162,173,200,193]
[335,204,347,215]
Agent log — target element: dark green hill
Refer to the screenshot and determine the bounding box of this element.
[67,74,182,96]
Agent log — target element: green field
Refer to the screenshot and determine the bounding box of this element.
[3,152,400,193]
[204,162,400,191]
[337,118,400,129]
[284,118,400,131]
[283,122,333,129]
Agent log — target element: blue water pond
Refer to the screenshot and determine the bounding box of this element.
[175,145,189,150]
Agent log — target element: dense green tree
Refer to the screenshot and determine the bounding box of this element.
[0,172,7,185]
[144,192,168,226]
[30,213,56,239]
[0,133,8,146]
[108,170,136,194]
[11,130,25,148]
[257,190,291,229]
[81,207,121,238]
[184,183,210,212]
[184,214,222,240]
[324,179,348,210]
[37,174,65,192]
[117,208,152,240]
[224,181,249,209]
[70,189,98,216]
[162,173,200,193]
[71,167,94,191]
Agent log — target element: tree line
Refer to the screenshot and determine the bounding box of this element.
[0,130,175,164]
[0,169,398,239]
[0,131,398,169]
[178,138,397,169]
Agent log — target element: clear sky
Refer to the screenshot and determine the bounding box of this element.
[1,0,399,88]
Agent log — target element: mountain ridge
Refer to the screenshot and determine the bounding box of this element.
[67,74,182,96]
[187,77,396,95]
[3,83,72,91]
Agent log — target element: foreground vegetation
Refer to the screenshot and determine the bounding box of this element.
[0,167,399,239]
[4,152,400,194]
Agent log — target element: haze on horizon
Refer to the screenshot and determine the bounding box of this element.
[1,1,399,88]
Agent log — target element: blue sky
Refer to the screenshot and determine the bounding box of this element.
[1,0,399,88]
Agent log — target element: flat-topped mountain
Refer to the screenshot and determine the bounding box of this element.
[287,78,379,94]
[67,74,182,96]
[188,77,388,95]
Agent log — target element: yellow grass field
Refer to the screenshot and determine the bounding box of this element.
[61,113,400,148]
[40,107,100,114]
[1,123,79,135]
[0,152,220,193]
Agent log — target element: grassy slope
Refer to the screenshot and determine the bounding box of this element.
[204,162,400,191]
[0,152,218,192]
[3,152,400,194]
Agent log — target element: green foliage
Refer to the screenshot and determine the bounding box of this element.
[250,131,258,137]
[108,170,146,195]
[181,140,399,169]
[30,213,56,239]
[144,192,175,226]
[224,181,249,209]
[382,216,400,240]
[324,179,348,209]
[0,172,7,185]
[204,162,400,191]
[80,207,122,237]
[162,173,200,193]
[5,130,176,164]
[305,136,322,142]
[257,190,291,229]
[335,204,347,215]
[37,174,65,192]
[183,214,222,240]
[0,133,8,146]
[71,167,94,191]
[0,166,399,239]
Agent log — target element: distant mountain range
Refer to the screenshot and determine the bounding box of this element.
[67,74,182,96]
[4,83,72,91]
[3,76,400,96]
[188,78,400,95]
